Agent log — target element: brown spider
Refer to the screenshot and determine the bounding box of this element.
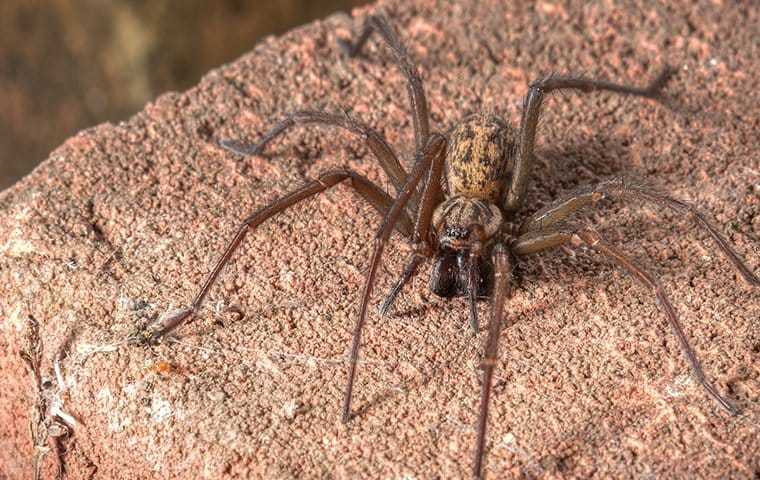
[136,15,759,479]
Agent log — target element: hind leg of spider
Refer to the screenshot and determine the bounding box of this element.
[512,225,740,415]
[518,177,758,286]
[472,243,513,480]
[342,134,446,422]
[339,14,430,154]
[220,110,412,202]
[132,169,414,345]
[505,66,676,212]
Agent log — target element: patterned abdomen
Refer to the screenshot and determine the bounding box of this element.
[445,113,517,203]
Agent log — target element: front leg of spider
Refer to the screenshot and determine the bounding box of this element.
[342,134,447,422]
[135,164,419,346]
[472,244,513,479]
[506,66,676,212]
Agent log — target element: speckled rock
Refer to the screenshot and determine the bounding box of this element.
[1,1,758,478]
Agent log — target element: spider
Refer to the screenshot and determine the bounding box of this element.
[136,14,759,479]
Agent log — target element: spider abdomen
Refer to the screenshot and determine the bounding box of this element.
[445,113,517,203]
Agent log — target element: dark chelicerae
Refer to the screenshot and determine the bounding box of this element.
[136,15,758,479]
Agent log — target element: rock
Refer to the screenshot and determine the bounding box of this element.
[1,1,758,478]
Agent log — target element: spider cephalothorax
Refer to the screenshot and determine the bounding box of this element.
[432,196,503,248]
[138,14,759,480]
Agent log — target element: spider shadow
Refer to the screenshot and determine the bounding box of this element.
[350,339,475,423]
[350,299,469,420]
[513,134,663,230]
[655,70,749,137]
[385,299,442,321]
[352,288,566,422]
[536,136,636,184]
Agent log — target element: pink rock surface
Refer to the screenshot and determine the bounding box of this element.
[1,1,758,478]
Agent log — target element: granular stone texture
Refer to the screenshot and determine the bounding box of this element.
[1,1,758,478]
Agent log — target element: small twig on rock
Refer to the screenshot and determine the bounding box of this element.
[19,317,79,480]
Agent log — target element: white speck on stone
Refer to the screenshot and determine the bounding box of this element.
[5,304,26,332]
[151,396,173,422]
[1,236,36,257]
[256,356,281,374]
[206,390,226,402]
[280,269,295,287]
[13,206,33,221]
[123,383,138,397]
[282,399,300,419]
[97,387,130,432]
[76,342,118,356]
[108,414,131,433]
[665,374,691,397]
[212,300,225,314]
[117,295,138,311]
[97,386,112,402]
[202,456,228,479]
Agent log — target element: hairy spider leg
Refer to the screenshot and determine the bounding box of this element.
[467,249,481,332]
[342,134,447,422]
[378,250,426,316]
[506,66,677,212]
[518,177,759,286]
[220,110,411,202]
[512,225,744,415]
[378,135,446,316]
[137,169,414,344]
[339,14,443,314]
[340,15,430,155]
[472,243,513,480]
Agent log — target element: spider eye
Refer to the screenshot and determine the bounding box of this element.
[444,226,470,240]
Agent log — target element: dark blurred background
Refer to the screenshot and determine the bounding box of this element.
[0,0,369,191]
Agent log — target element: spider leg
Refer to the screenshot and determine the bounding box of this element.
[467,250,481,333]
[473,243,513,480]
[339,14,430,155]
[511,223,577,256]
[134,169,414,345]
[518,177,758,286]
[512,226,740,415]
[505,66,676,212]
[379,136,446,316]
[342,134,446,422]
[378,249,425,316]
[220,110,411,201]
